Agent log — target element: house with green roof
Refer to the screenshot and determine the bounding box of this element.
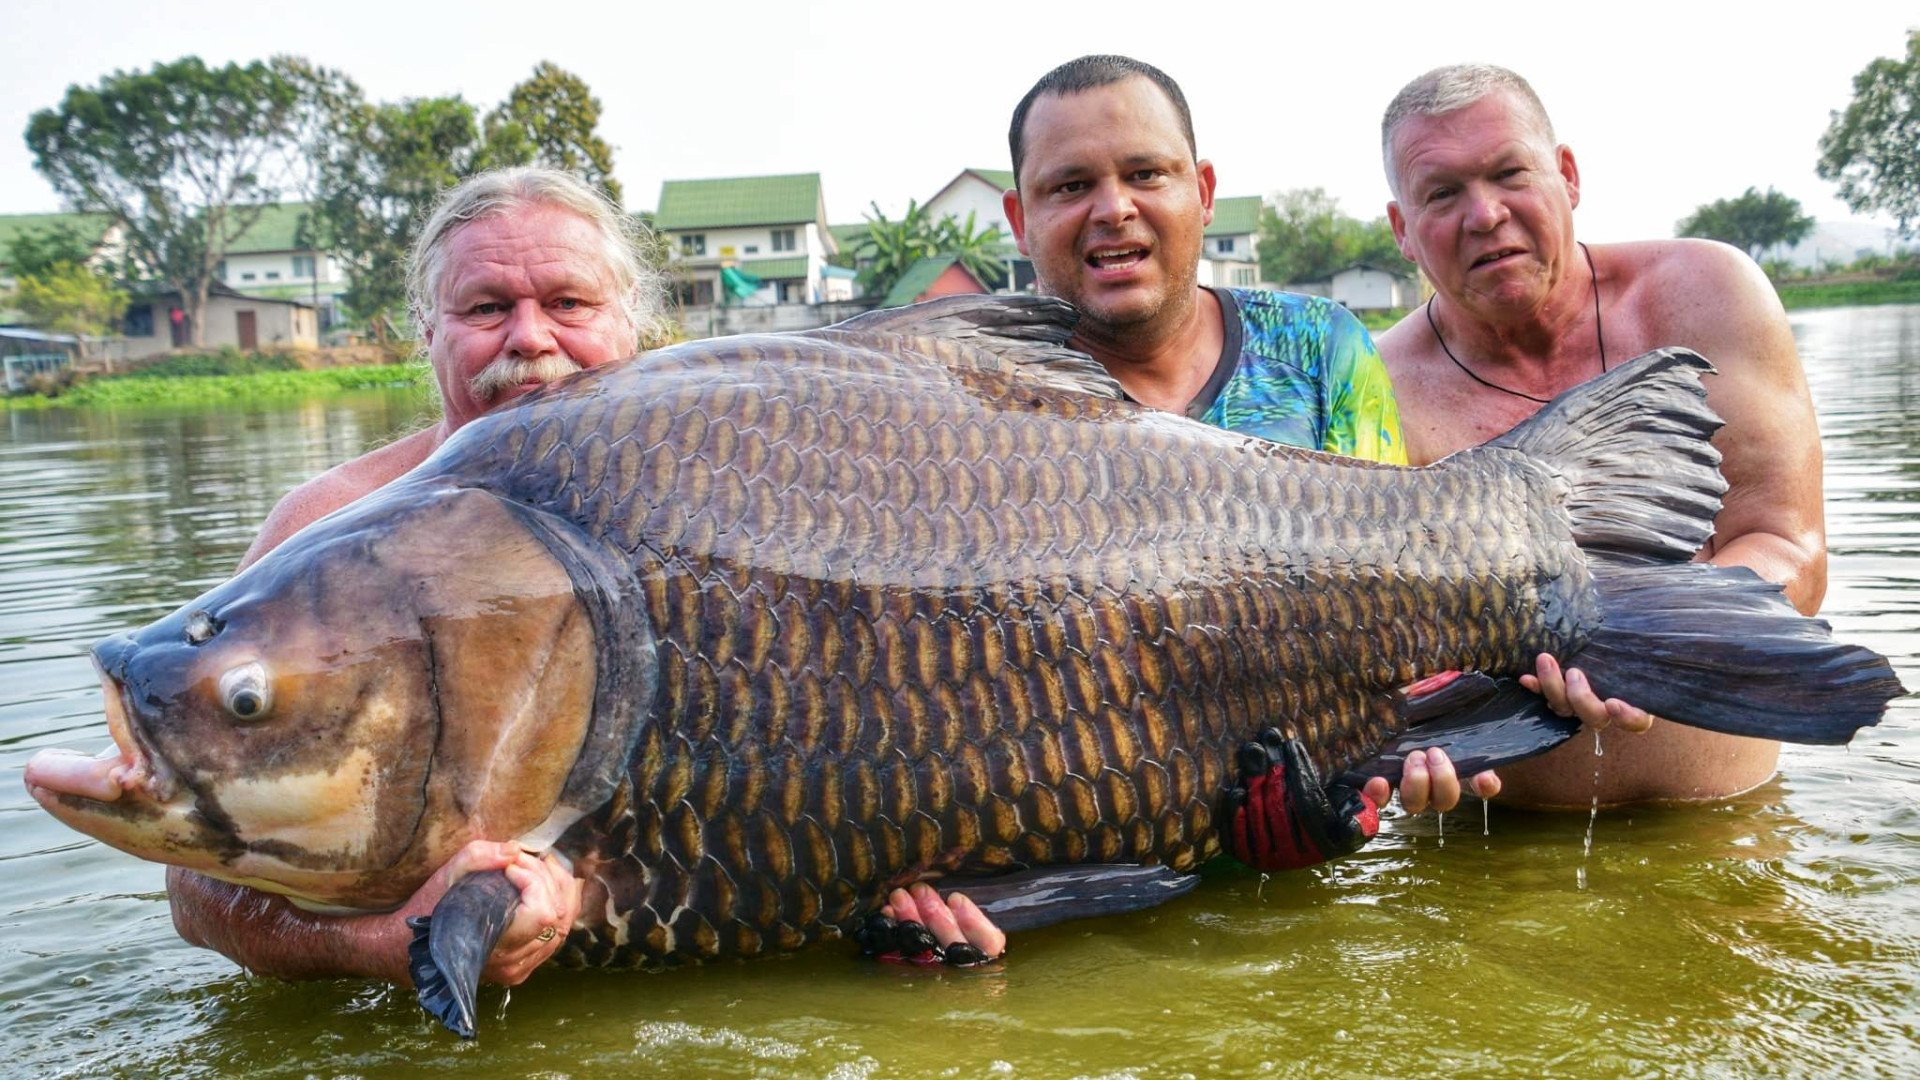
[922,168,1029,291]
[0,212,120,285]
[215,203,348,330]
[1204,195,1264,289]
[654,173,840,315]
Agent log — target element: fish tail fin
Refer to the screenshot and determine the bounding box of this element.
[1567,559,1903,743]
[1482,346,1904,743]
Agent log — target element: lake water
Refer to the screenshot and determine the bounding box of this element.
[3,309,1916,1078]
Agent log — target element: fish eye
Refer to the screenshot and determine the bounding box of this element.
[218,662,271,721]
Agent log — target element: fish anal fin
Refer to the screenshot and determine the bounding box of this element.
[939,864,1199,933]
[1341,680,1579,788]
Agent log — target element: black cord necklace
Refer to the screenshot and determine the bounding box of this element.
[1425,241,1607,405]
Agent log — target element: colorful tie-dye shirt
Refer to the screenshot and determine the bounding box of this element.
[1189,288,1405,464]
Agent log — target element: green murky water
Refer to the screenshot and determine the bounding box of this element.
[4,308,1916,1078]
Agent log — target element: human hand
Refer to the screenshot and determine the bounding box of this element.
[865,881,1007,965]
[1362,748,1501,815]
[401,840,582,986]
[1520,653,1657,735]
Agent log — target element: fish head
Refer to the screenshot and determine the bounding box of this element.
[25,484,601,912]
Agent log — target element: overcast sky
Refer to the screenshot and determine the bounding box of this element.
[4,1,1914,246]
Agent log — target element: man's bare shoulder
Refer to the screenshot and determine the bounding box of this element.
[1372,306,1432,372]
[1602,239,1781,328]
[241,427,444,567]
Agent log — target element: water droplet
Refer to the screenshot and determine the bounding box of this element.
[1436,811,1445,847]
[1594,729,1604,757]
[1482,799,1490,836]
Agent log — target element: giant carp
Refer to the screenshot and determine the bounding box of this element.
[25,296,1904,1036]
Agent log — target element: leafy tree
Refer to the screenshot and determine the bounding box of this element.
[307,95,486,339]
[478,62,621,204]
[3,221,103,280]
[846,200,1007,298]
[1818,31,1920,238]
[1259,188,1415,285]
[25,56,330,347]
[10,263,128,362]
[1676,187,1815,261]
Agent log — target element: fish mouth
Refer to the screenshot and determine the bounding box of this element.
[22,669,178,809]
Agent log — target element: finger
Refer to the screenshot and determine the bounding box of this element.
[1362,776,1391,811]
[1471,770,1502,800]
[910,883,964,948]
[945,893,1006,958]
[886,887,922,927]
[1425,748,1462,813]
[1563,668,1612,729]
[1607,699,1656,734]
[1398,750,1432,814]
[1532,654,1571,715]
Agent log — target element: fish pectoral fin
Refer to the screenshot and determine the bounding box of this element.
[1343,679,1579,787]
[940,864,1200,933]
[408,869,522,1040]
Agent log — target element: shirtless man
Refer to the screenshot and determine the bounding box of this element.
[1373,65,1826,807]
[167,166,668,985]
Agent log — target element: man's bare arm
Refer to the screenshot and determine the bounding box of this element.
[170,842,580,984]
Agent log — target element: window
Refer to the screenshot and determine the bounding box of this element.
[214,260,227,280]
[743,245,759,254]
[676,279,716,306]
[1215,237,1235,254]
[681,234,706,256]
[241,271,257,281]
[123,304,155,337]
[1234,267,1256,286]
[265,271,281,281]
[292,255,315,279]
[771,228,796,252]
[778,280,806,303]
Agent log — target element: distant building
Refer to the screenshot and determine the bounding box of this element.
[0,328,81,390]
[1203,195,1263,289]
[215,204,349,332]
[0,212,120,286]
[922,168,1026,291]
[655,173,840,312]
[881,256,992,308]
[107,280,316,363]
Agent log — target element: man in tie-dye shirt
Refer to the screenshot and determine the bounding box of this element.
[870,54,1489,964]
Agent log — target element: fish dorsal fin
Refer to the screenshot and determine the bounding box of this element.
[818,294,1125,400]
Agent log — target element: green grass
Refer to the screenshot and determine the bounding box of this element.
[4,362,431,409]
[1774,277,1920,310]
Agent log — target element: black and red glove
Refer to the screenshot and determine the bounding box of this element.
[1222,728,1379,871]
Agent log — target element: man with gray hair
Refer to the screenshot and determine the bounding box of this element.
[167,165,664,985]
[1374,65,1827,807]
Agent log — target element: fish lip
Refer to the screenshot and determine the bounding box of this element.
[92,660,179,804]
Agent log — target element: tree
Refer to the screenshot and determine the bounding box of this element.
[845,200,1008,299]
[10,264,128,362]
[25,56,330,348]
[307,95,486,339]
[1818,31,1920,238]
[478,62,621,204]
[1259,188,1415,286]
[1675,187,1815,261]
[3,221,103,279]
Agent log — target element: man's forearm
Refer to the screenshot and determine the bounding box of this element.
[1706,529,1827,616]
[168,868,411,982]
